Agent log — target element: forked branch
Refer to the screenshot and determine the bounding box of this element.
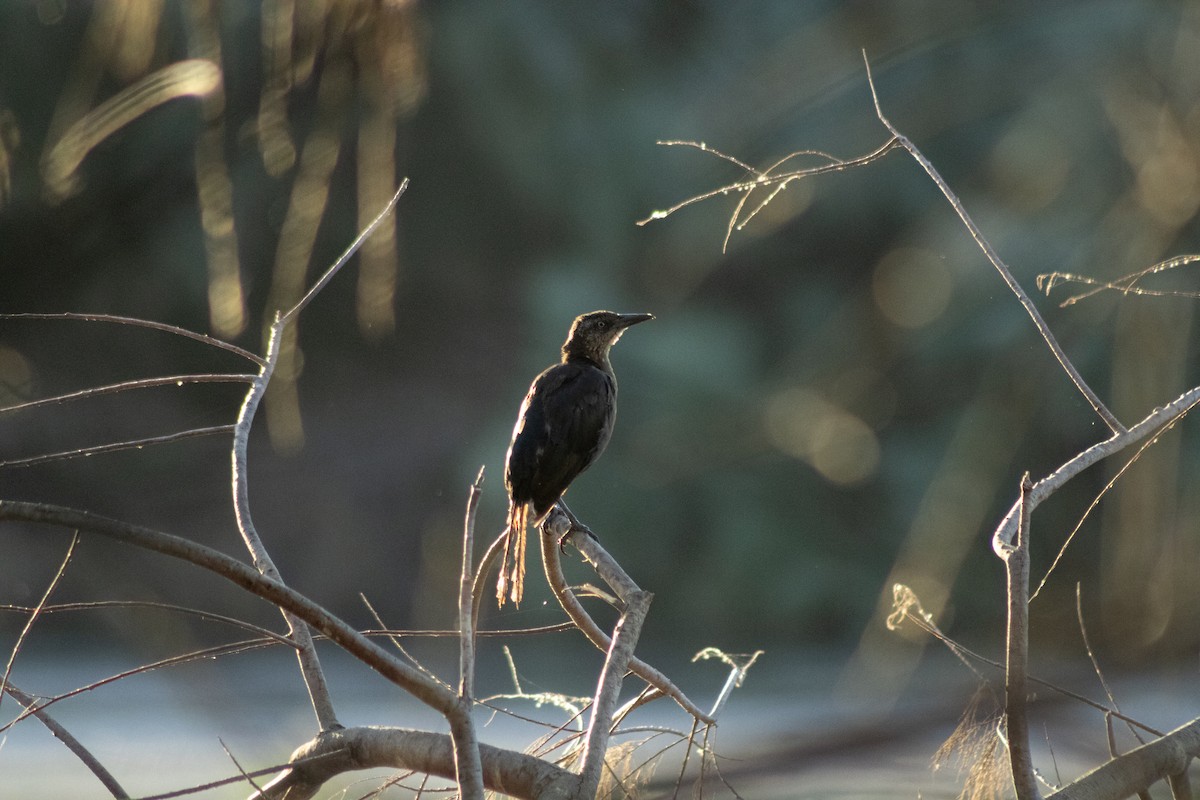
[229,180,409,732]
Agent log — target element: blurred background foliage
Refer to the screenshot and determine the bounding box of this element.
[2,0,1200,710]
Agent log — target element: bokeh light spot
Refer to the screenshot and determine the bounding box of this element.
[872,247,952,329]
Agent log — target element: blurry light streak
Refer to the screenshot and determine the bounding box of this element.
[356,114,399,340]
[41,58,222,200]
[0,110,18,209]
[257,0,298,175]
[263,64,349,453]
[837,385,1032,708]
[186,0,247,338]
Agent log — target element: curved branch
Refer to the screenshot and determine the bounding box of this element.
[249,725,579,800]
[232,319,338,730]
[0,501,459,717]
[540,510,715,725]
[992,384,1200,552]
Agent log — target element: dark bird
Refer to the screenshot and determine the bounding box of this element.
[498,310,654,605]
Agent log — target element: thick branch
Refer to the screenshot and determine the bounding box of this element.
[249,725,578,800]
[1047,717,1200,800]
[577,590,652,798]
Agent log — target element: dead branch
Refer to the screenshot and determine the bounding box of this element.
[1045,716,1200,800]
[992,383,1200,553]
[577,588,652,798]
[248,725,580,800]
[859,52,1123,435]
[4,683,129,799]
[539,509,716,725]
[0,501,461,716]
[226,180,408,732]
[1000,475,1040,800]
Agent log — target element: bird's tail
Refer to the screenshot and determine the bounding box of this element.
[497,502,529,606]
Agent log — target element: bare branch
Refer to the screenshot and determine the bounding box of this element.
[4,683,129,799]
[0,425,235,469]
[1001,474,1041,800]
[1,533,77,714]
[860,51,1123,435]
[1032,399,1194,600]
[248,725,579,800]
[577,589,652,799]
[232,318,339,731]
[0,374,257,415]
[449,469,488,800]
[459,467,485,699]
[540,511,715,724]
[0,501,460,717]
[278,179,409,325]
[992,384,1200,553]
[0,312,264,366]
[1046,716,1200,800]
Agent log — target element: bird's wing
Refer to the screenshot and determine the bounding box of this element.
[505,362,616,520]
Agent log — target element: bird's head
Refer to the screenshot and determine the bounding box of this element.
[561,310,654,364]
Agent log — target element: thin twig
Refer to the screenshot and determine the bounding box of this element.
[2,637,275,733]
[1075,584,1144,746]
[4,683,129,799]
[1038,254,1200,307]
[859,51,1123,435]
[889,585,1161,736]
[0,599,294,647]
[0,374,257,415]
[0,533,77,714]
[0,312,264,366]
[0,425,235,468]
[219,737,267,796]
[278,179,408,325]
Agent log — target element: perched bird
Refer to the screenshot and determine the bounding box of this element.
[498,310,654,605]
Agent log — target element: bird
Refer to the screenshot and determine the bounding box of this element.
[498,310,654,606]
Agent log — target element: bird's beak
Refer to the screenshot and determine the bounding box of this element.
[616,313,655,329]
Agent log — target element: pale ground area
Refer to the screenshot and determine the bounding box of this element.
[3,642,1195,799]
